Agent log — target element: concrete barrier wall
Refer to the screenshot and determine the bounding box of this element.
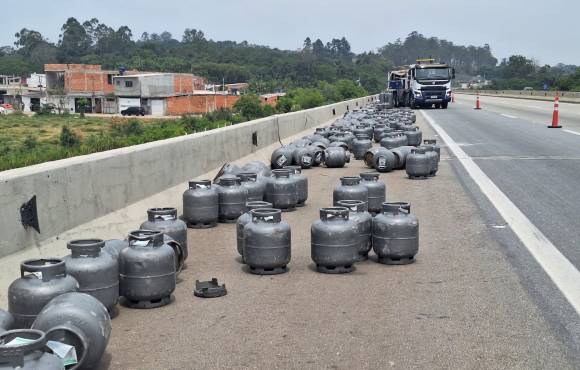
[0,95,377,257]
[455,89,580,103]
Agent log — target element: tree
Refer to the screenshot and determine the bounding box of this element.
[77,98,89,118]
[58,17,91,62]
[303,37,312,52]
[14,28,45,52]
[501,55,536,79]
[234,94,263,120]
[182,29,206,43]
[312,39,325,57]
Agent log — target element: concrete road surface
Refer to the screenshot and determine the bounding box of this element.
[93,112,578,369]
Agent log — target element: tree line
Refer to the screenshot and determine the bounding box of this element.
[0,18,512,93]
[4,19,576,92]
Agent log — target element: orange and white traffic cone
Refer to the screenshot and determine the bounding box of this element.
[547,93,562,128]
[474,91,481,110]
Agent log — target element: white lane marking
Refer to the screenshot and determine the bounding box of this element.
[421,110,580,316]
[501,114,518,119]
[563,129,580,136]
[526,105,545,110]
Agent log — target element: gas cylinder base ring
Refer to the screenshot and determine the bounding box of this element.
[219,217,239,224]
[378,256,416,265]
[248,266,287,275]
[187,221,218,229]
[295,202,306,208]
[316,264,354,274]
[122,295,173,309]
[280,207,296,213]
[408,175,429,180]
[355,254,369,262]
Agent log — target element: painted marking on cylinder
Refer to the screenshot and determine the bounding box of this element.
[563,129,580,136]
[422,110,580,317]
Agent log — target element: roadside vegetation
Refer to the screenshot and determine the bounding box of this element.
[0,80,366,172]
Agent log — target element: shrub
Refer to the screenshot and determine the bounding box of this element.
[60,126,81,147]
[110,119,144,136]
[233,94,263,120]
[22,135,38,150]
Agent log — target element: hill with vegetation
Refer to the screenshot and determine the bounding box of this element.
[1,18,500,93]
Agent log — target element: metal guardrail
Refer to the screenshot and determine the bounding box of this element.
[455,89,580,103]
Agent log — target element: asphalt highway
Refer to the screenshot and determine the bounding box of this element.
[98,110,579,369]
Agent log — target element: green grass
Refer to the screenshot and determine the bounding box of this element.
[0,84,367,172]
[0,114,209,172]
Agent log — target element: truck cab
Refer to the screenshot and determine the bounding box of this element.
[388,59,455,109]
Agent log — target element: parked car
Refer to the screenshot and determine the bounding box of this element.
[0,106,14,115]
[121,106,145,116]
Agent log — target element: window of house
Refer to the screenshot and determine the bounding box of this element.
[115,80,120,86]
[125,81,133,88]
[107,74,113,84]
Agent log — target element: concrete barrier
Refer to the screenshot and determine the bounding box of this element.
[455,89,580,104]
[0,95,377,257]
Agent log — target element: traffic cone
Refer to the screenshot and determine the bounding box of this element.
[547,93,562,128]
[474,92,481,110]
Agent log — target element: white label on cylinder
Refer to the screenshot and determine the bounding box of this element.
[30,271,43,280]
[303,156,312,165]
[277,155,287,167]
[160,215,175,221]
[132,240,149,247]
[196,184,209,189]
[264,216,274,221]
[378,157,387,169]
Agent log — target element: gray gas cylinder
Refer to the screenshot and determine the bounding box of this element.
[8,259,79,329]
[236,201,273,260]
[359,172,387,215]
[324,147,349,168]
[291,146,314,169]
[406,148,431,179]
[271,146,294,169]
[63,239,119,311]
[372,202,419,265]
[404,127,423,147]
[265,169,298,212]
[336,200,372,261]
[391,146,415,170]
[119,230,176,309]
[311,208,359,274]
[183,179,219,229]
[238,172,266,202]
[217,175,248,223]
[352,134,373,160]
[140,208,188,259]
[243,209,291,275]
[333,176,369,210]
[0,329,64,369]
[31,292,111,370]
[284,165,308,207]
[422,144,439,176]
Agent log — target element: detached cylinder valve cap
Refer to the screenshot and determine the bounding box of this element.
[194,279,227,298]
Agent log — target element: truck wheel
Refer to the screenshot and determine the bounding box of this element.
[442,102,449,109]
[435,104,441,109]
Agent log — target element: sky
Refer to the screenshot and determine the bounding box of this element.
[1,0,577,66]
